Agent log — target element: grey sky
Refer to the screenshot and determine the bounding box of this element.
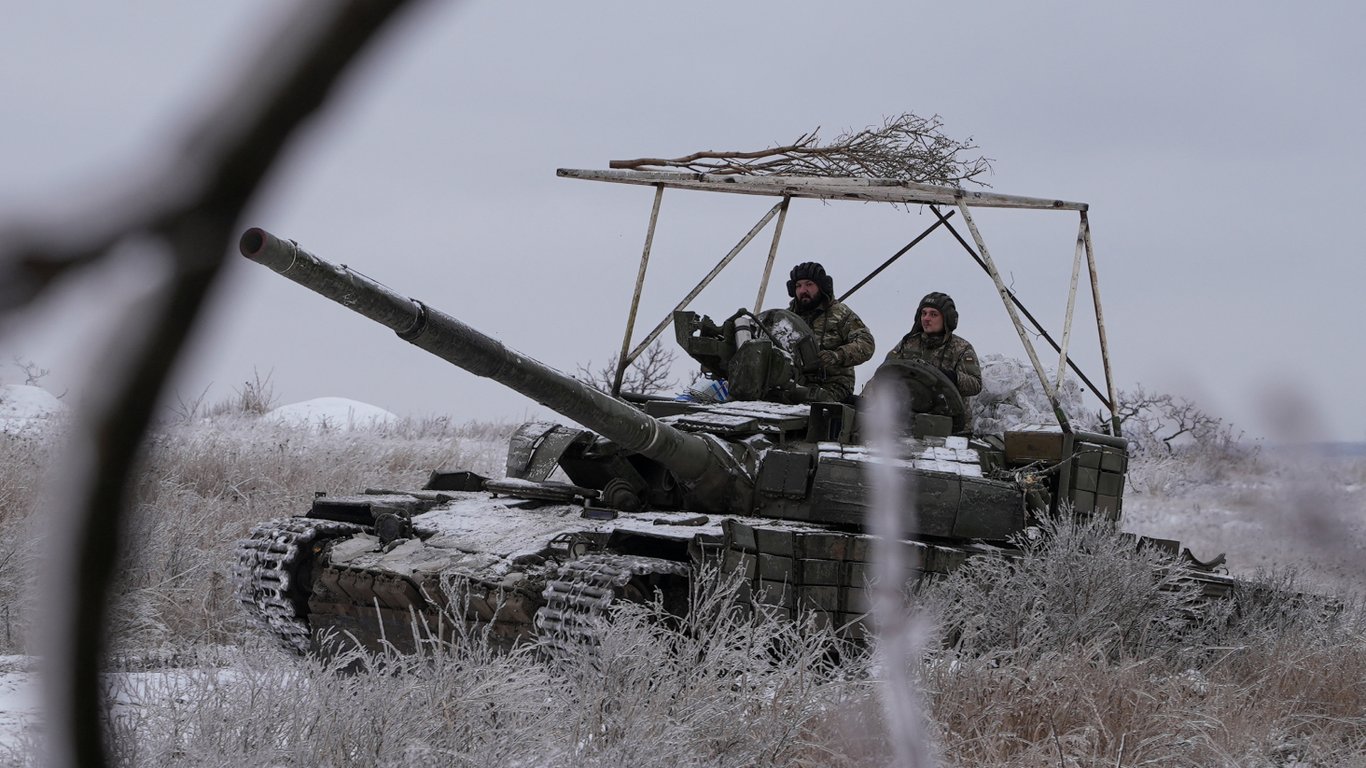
[3,1,1364,442]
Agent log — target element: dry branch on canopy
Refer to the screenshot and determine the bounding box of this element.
[610,112,993,186]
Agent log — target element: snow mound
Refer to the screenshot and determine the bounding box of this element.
[0,384,68,436]
[264,397,398,431]
[970,355,1088,435]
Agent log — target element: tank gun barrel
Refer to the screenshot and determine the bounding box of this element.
[239,228,732,495]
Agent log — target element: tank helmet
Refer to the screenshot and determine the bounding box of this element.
[786,261,834,299]
[914,291,959,333]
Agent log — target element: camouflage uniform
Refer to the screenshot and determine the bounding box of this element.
[885,292,982,404]
[790,298,876,402]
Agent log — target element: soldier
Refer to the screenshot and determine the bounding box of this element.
[786,262,875,402]
[884,291,982,404]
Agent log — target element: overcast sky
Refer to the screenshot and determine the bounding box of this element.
[2,1,1364,443]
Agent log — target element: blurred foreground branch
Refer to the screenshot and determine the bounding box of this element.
[0,2,425,765]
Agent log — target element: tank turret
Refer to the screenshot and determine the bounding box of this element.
[240,228,747,514]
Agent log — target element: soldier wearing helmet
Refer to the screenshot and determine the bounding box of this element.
[786,262,875,402]
[885,291,982,404]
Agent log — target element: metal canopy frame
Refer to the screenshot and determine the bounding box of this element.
[558,167,1119,435]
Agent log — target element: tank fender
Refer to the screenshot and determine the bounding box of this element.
[506,422,594,481]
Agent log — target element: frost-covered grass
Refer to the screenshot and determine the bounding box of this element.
[1,414,1364,766]
[921,514,1366,766]
[0,415,513,655]
[0,430,55,653]
[31,573,874,768]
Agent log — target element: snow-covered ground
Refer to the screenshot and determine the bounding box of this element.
[0,387,397,436]
[0,385,65,436]
[1121,453,1366,594]
[0,658,39,756]
[0,389,408,756]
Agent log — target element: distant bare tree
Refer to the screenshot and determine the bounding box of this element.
[1111,386,1241,456]
[610,112,993,187]
[576,341,678,396]
[11,357,50,387]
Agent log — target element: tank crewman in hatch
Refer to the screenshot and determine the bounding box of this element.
[787,262,875,402]
[884,291,982,405]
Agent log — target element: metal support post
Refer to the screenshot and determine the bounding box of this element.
[1081,211,1121,435]
[929,206,1112,412]
[956,201,1072,432]
[753,196,791,312]
[626,199,785,363]
[1056,217,1087,393]
[613,183,664,396]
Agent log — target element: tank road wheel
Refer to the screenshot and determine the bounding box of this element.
[534,552,690,654]
[231,517,363,654]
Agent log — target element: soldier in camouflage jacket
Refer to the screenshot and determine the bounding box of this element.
[786,262,875,402]
[885,291,982,404]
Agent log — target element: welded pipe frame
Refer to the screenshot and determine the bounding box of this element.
[573,170,1120,434]
[626,198,788,364]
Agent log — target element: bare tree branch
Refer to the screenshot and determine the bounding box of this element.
[1110,385,1241,457]
[11,357,51,387]
[610,113,993,187]
[0,2,428,765]
[577,341,679,396]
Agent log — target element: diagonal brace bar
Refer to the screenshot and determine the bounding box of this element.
[1081,211,1121,436]
[626,198,786,365]
[753,196,791,312]
[1055,216,1087,393]
[929,206,1112,412]
[956,201,1072,432]
[839,210,955,303]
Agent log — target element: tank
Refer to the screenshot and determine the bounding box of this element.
[232,227,1237,655]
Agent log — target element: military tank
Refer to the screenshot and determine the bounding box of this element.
[232,226,1237,655]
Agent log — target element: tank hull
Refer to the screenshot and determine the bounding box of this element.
[235,487,1240,655]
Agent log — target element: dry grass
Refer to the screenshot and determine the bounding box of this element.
[0,415,513,655]
[0,428,59,652]
[69,571,875,768]
[1,415,1364,766]
[920,514,1366,767]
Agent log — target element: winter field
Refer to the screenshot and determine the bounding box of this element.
[0,381,1364,766]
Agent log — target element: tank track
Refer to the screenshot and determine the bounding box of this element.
[232,517,364,654]
[534,552,689,653]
